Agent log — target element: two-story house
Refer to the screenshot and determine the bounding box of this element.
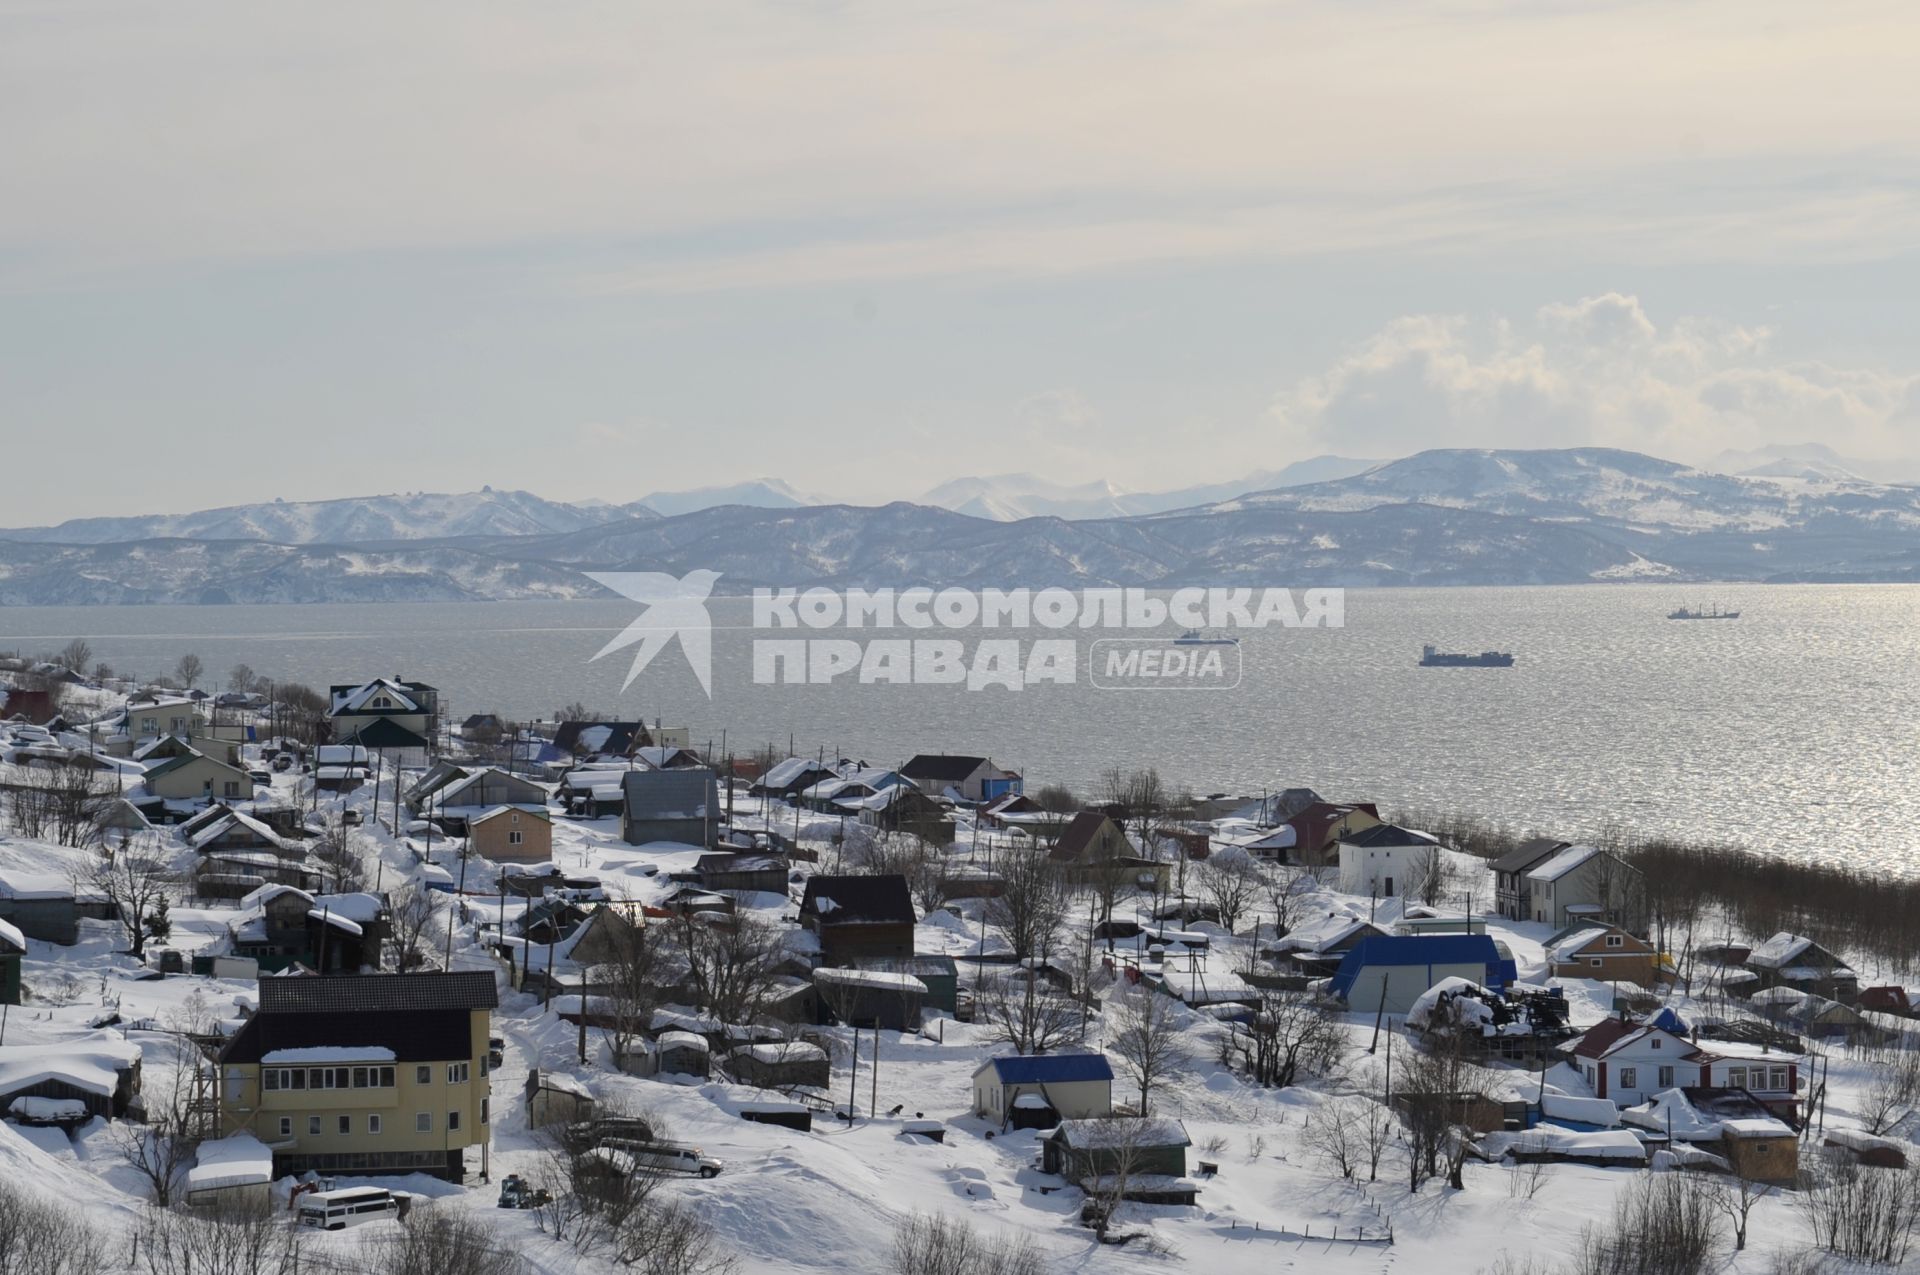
[327,678,438,766]
[216,971,497,1181]
[899,755,1021,804]
[1491,838,1571,921]
[798,874,915,966]
[1525,844,1647,934]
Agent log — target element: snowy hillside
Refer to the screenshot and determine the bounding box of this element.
[0,489,621,546]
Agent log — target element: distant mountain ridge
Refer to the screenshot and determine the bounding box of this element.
[918,456,1380,521]
[2,447,1918,603]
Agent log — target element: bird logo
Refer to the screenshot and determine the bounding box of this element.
[584,569,722,697]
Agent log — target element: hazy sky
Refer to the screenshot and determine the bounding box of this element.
[4,0,1919,523]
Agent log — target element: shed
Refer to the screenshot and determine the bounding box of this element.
[725,1042,831,1091]
[813,967,927,1032]
[525,1069,596,1128]
[1043,1117,1193,1194]
[1327,934,1518,1015]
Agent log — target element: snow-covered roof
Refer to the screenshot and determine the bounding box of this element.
[732,1043,827,1065]
[0,916,24,952]
[8,1096,86,1121]
[187,1133,275,1192]
[261,1046,396,1064]
[812,968,929,993]
[1264,911,1370,955]
[1746,932,1814,969]
[1541,1093,1619,1128]
[531,1071,595,1099]
[1526,843,1605,882]
[657,1030,711,1053]
[0,1038,142,1098]
[1489,1127,1646,1162]
[1550,928,1613,963]
[330,678,420,715]
[1054,1117,1190,1149]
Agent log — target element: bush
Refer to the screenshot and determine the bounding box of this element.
[1571,1173,1721,1275]
[1798,1155,1920,1266]
[0,1181,109,1275]
[892,1212,1044,1275]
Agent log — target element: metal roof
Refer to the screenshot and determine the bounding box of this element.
[977,1052,1115,1085]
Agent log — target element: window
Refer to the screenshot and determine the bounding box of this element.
[279,1117,292,1137]
[368,1115,382,1135]
[1769,1066,1790,1091]
[1590,958,1603,968]
[1619,1067,1637,1089]
[1727,1067,1748,1088]
[448,1110,461,1132]
[416,1113,432,1133]
[1650,1038,1661,1050]
[1657,1066,1674,1087]
[480,1097,489,1126]
[448,1062,469,1084]
[264,1070,279,1091]
[479,1056,488,1078]
[224,781,241,797]
[1605,934,1623,948]
[308,1116,321,1136]
[508,830,523,846]
[337,1115,351,1135]
[416,1065,432,1085]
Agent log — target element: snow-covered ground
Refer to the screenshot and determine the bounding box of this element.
[0,733,1913,1274]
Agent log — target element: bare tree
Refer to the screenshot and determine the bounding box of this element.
[386,885,444,971]
[532,1110,736,1273]
[1265,865,1318,937]
[55,638,92,674]
[1197,854,1261,934]
[227,663,258,694]
[673,913,785,1026]
[1107,985,1189,1115]
[9,757,113,847]
[1302,1099,1359,1179]
[0,1178,110,1275]
[1859,1045,1920,1136]
[988,848,1070,964]
[90,838,172,959]
[1396,1031,1488,1191]
[1708,1170,1773,1253]
[891,1211,1044,1275]
[385,1211,529,1275]
[118,1043,205,1207]
[1100,767,1167,847]
[1232,991,1346,1088]
[1574,1172,1723,1275]
[1798,1154,1920,1267]
[175,653,204,690]
[136,1198,297,1275]
[977,970,1079,1056]
[1409,844,1453,907]
[312,817,368,893]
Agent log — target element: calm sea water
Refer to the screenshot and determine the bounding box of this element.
[3,583,1915,870]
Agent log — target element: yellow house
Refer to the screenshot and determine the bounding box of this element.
[142,746,255,803]
[468,804,552,865]
[124,695,205,741]
[217,972,497,1181]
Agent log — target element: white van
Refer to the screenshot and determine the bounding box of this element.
[600,1139,723,1178]
[296,1186,403,1230]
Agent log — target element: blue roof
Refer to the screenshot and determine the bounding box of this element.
[981,1053,1114,1085]
[1327,934,1518,999]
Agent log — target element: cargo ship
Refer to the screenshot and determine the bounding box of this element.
[1419,643,1514,668]
[1173,629,1239,646]
[1667,603,1740,620]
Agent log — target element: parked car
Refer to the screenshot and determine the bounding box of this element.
[248,769,273,785]
[603,1140,723,1178]
[488,1036,506,1068]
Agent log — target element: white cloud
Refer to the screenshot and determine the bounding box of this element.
[1270,294,1920,466]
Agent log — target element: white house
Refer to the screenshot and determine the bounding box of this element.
[971,1053,1114,1125]
[1570,1018,1801,1116]
[1336,823,1443,898]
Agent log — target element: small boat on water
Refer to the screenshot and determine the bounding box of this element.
[1418,643,1514,668]
[1668,603,1741,620]
[1173,629,1239,646]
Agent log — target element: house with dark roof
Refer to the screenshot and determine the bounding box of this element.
[1492,838,1571,921]
[217,971,497,1181]
[971,1052,1114,1126]
[552,721,652,758]
[750,757,836,800]
[1327,934,1519,1014]
[406,766,550,832]
[327,677,437,765]
[141,745,255,805]
[1335,823,1442,898]
[798,874,915,965]
[619,767,720,847]
[1042,1117,1196,1203]
[899,754,1020,803]
[1282,801,1381,868]
[1744,932,1858,1002]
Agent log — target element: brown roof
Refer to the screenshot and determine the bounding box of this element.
[1052,811,1123,862]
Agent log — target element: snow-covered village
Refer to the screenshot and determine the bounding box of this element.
[0,653,1916,1275]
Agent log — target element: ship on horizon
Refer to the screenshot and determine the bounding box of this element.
[1419,643,1514,668]
[1667,603,1741,620]
[1173,629,1239,646]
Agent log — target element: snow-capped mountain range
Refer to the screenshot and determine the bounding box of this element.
[1,448,1916,603]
